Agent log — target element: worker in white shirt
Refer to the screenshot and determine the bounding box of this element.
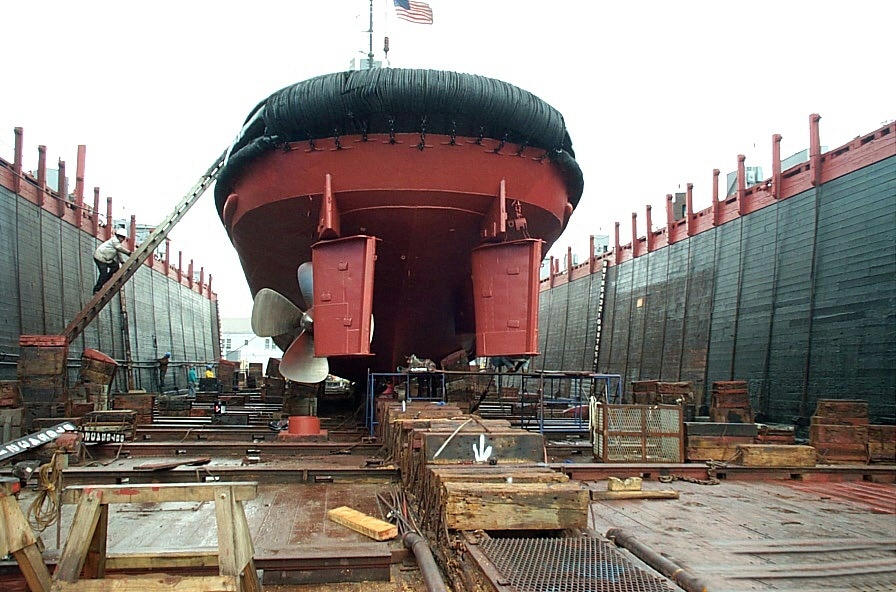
[92,228,130,293]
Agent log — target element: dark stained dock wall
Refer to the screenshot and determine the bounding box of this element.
[0,183,221,393]
[539,154,895,424]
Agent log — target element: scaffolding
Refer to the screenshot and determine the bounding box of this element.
[366,370,622,437]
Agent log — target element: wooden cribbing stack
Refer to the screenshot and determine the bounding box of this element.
[377,396,589,553]
[710,381,754,423]
[810,399,870,464]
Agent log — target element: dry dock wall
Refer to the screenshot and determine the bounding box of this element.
[0,183,221,393]
[539,154,895,424]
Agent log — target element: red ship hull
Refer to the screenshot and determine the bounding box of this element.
[215,69,583,383]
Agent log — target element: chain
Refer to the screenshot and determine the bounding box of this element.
[388,117,397,144]
[658,461,722,485]
[417,116,427,151]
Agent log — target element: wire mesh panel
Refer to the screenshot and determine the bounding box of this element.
[478,536,675,592]
[590,403,683,462]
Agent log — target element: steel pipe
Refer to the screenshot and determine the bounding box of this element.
[606,528,709,592]
[403,532,448,592]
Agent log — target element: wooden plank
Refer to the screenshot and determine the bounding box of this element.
[14,543,53,592]
[211,485,261,592]
[688,436,754,447]
[1,490,38,552]
[133,457,212,471]
[2,490,52,592]
[54,489,104,583]
[734,445,817,467]
[327,506,398,541]
[83,504,108,578]
[62,482,258,505]
[105,551,219,570]
[51,575,238,591]
[214,487,237,578]
[591,489,679,500]
[443,482,589,531]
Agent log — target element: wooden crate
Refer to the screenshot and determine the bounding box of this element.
[710,407,754,424]
[266,357,283,379]
[810,424,868,445]
[868,425,896,463]
[814,399,868,419]
[112,393,155,424]
[16,339,68,376]
[19,375,65,403]
[734,444,816,467]
[711,390,751,408]
[0,381,22,407]
[0,407,25,440]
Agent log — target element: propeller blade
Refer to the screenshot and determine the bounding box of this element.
[280,331,329,384]
[297,261,314,311]
[251,288,304,337]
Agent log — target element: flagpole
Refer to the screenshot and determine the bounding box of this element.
[367,0,374,69]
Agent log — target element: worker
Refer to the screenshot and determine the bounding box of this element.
[205,364,215,379]
[92,228,130,294]
[157,352,171,391]
[187,365,198,397]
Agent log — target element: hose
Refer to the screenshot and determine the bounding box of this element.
[403,532,449,592]
[606,528,709,592]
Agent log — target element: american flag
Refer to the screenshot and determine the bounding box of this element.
[393,0,433,25]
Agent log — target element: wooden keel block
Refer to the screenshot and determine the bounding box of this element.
[734,444,817,467]
[607,477,642,491]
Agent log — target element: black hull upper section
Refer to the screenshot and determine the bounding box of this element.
[215,68,584,218]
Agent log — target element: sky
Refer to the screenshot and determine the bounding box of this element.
[1,0,893,318]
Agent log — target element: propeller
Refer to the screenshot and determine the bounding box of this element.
[250,261,374,384]
[250,262,328,384]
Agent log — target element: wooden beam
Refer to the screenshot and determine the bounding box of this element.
[105,551,219,571]
[213,485,261,592]
[54,490,104,583]
[51,574,238,591]
[327,506,398,541]
[1,479,52,592]
[83,504,109,578]
[591,490,680,500]
[62,482,257,505]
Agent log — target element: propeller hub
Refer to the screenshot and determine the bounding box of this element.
[300,310,314,334]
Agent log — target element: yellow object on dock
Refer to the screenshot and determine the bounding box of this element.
[327,506,398,541]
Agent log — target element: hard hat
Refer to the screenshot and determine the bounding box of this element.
[206,364,212,369]
[114,228,127,238]
[165,352,171,357]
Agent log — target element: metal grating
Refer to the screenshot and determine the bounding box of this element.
[590,404,683,462]
[479,536,675,592]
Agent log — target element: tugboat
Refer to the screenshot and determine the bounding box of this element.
[215,68,583,383]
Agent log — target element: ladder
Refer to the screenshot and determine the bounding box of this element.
[62,149,228,343]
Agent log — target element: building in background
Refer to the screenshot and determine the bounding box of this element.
[220,318,282,365]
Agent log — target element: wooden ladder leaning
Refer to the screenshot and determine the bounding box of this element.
[44,481,259,592]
